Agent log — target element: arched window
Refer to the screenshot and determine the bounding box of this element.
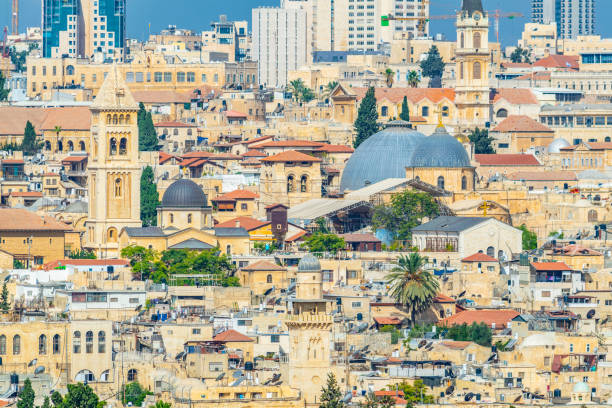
[173,129,179,136]
[460,62,464,80]
[66,65,75,75]
[125,114,131,124]
[12,335,20,355]
[118,114,124,125]
[107,228,117,243]
[67,141,74,151]
[287,175,295,193]
[44,141,52,151]
[39,334,47,355]
[187,129,193,136]
[100,370,110,382]
[266,274,273,284]
[0,335,6,355]
[460,32,465,48]
[486,246,495,257]
[437,176,445,190]
[98,331,106,353]
[73,331,81,353]
[473,62,482,80]
[169,213,174,223]
[109,138,117,155]
[300,175,308,192]
[461,176,467,190]
[114,178,122,197]
[53,334,60,354]
[112,114,118,125]
[127,369,138,382]
[473,32,482,49]
[588,209,598,222]
[119,138,127,155]
[79,141,86,151]
[381,106,388,117]
[226,244,231,255]
[75,370,94,383]
[57,141,63,152]
[85,331,93,353]
[498,250,505,260]
[187,214,192,224]
[497,109,508,118]
[422,106,429,117]
[106,114,112,124]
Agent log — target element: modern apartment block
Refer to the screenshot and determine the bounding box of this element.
[531,0,595,39]
[252,7,308,87]
[42,0,127,61]
[202,15,249,62]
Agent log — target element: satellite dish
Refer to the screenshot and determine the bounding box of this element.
[587,309,596,319]
[445,385,454,395]
[4,275,10,282]
[465,392,474,402]
[34,366,45,375]
[514,395,522,402]
[215,372,225,381]
[418,340,427,348]
[341,392,352,403]
[232,370,243,379]
[175,352,185,360]
[458,290,466,298]
[28,359,37,367]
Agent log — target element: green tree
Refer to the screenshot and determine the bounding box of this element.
[468,127,495,154]
[388,380,434,406]
[22,121,43,155]
[444,322,492,346]
[360,393,395,408]
[520,224,538,250]
[0,71,10,102]
[372,190,439,241]
[137,103,159,151]
[140,166,160,227]
[303,233,345,255]
[50,391,63,407]
[301,87,315,103]
[68,249,97,259]
[160,248,237,286]
[399,96,410,122]
[384,68,394,88]
[153,402,171,408]
[419,45,445,81]
[120,245,158,281]
[324,81,339,97]
[17,378,35,408]
[1,282,10,311]
[319,373,344,408]
[407,70,420,88]
[379,325,402,344]
[13,259,24,269]
[40,396,51,408]
[510,47,531,63]
[122,382,151,407]
[54,383,99,408]
[353,87,378,148]
[387,253,439,325]
[288,79,315,103]
[9,47,27,72]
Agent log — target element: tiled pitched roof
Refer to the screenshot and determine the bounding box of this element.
[315,144,354,153]
[353,87,456,103]
[515,72,552,81]
[439,309,520,329]
[492,115,553,133]
[260,150,322,163]
[131,90,192,104]
[433,293,456,303]
[40,107,92,131]
[531,261,573,271]
[340,233,381,243]
[2,159,24,164]
[241,260,285,271]
[252,140,325,148]
[565,142,612,151]
[374,317,402,325]
[507,171,577,181]
[242,150,267,158]
[475,154,541,166]
[491,89,538,105]
[441,341,472,349]
[552,245,602,256]
[0,209,71,231]
[224,110,247,119]
[213,329,254,342]
[61,156,88,163]
[9,191,43,198]
[462,253,498,262]
[533,54,579,70]
[215,216,268,231]
[211,189,259,201]
[159,152,177,165]
[0,107,46,135]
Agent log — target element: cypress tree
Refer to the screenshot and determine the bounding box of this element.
[140,166,160,227]
[17,378,35,408]
[399,96,410,122]
[353,86,378,148]
[137,103,158,151]
[1,282,10,311]
[22,121,42,155]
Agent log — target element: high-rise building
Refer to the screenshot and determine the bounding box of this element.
[252,7,308,87]
[42,0,126,60]
[531,0,595,39]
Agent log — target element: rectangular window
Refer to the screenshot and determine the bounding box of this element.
[201,73,207,82]
[177,72,186,82]
[135,72,144,82]
[192,328,201,334]
[209,362,223,372]
[351,302,362,308]
[129,297,140,304]
[270,335,280,343]
[164,72,172,82]
[154,72,163,82]
[86,293,107,302]
[125,72,134,82]
[187,72,195,82]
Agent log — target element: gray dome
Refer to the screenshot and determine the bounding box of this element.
[546,138,571,154]
[297,253,321,273]
[161,179,208,208]
[410,127,471,168]
[340,121,426,192]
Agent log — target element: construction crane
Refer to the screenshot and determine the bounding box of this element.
[489,10,523,43]
[1,26,10,80]
[11,0,18,36]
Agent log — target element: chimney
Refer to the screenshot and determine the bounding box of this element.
[235,220,240,228]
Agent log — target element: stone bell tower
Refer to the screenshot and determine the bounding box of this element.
[286,253,333,403]
[85,65,142,258]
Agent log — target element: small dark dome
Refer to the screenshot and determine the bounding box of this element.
[340,121,426,192]
[410,127,471,168]
[161,179,208,208]
[297,253,321,273]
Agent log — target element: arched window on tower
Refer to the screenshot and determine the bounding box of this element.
[473,32,482,49]
[53,334,60,354]
[119,114,124,125]
[119,138,127,155]
[112,114,118,125]
[114,178,122,197]
[300,175,308,192]
[460,62,464,80]
[266,274,273,284]
[437,176,445,190]
[110,138,117,155]
[79,141,86,151]
[473,62,482,80]
[67,141,74,151]
[106,114,112,124]
[125,114,131,123]
[39,334,47,355]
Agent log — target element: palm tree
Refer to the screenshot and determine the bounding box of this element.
[323,81,339,99]
[384,68,394,88]
[407,70,420,88]
[387,253,439,326]
[53,125,62,153]
[288,79,305,102]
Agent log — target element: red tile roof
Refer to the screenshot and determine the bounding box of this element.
[252,140,325,148]
[531,261,573,271]
[260,150,322,163]
[286,230,308,242]
[213,329,254,342]
[462,253,498,262]
[374,317,402,325]
[159,152,177,165]
[9,191,43,198]
[552,245,602,256]
[433,293,456,303]
[564,142,612,151]
[533,54,579,70]
[224,110,247,119]
[212,189,259,201]
[515,72,552,81]
[475,154,541,166]
[241,260,285,271]
[441,341,472,349]
[353,87,456,104]
[316,144,354,153]
[507,171,577,181]
[2,159,24,164]
[439,309,520,329]
[491,89,538,105]
[61,156,88,163]
[243,135,274,145]
[215,216,268,231]
[340,233,381,243]
[492,115,553,133]
[242,150,267,158]
[0,209,71,232]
